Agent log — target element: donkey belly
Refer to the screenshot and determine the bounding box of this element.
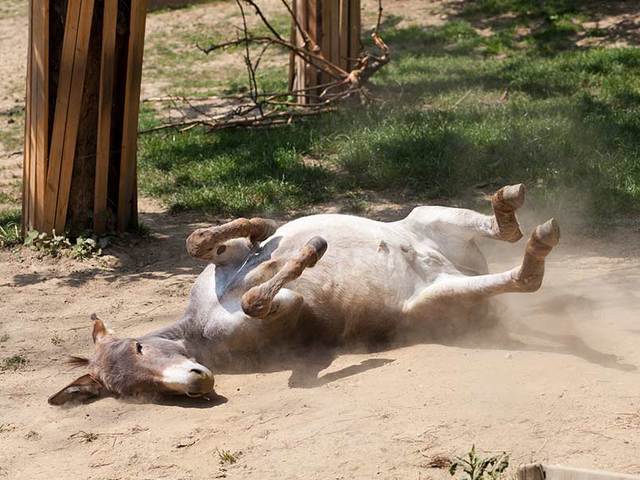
[270,214,458,342]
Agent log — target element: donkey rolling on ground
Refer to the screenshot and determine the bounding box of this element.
[49,184,559,405]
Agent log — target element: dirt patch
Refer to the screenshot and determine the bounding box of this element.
[1,202,640,479]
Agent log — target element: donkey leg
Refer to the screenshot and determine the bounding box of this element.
[241,236,327,318]
[404,218,560,313]
[405,184,526,243]
[490,183,526,242]
[186,217,277,263]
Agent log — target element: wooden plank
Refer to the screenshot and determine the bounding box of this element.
[117,0,148,232]
[288,0,296,91]
[28,0,38,229]
[320,0,333,88]
[30,0,41,230]
[43,0,83,233]
[294,0,307,100]
[22,0,34,233]
[330,0,340,71]
[53,0,95,234]
[306,0,319,101]
[34,0,49,230]
[29,0,42,230]
[94,0,118,234]
[348,0,361,70]
[338,0,348,70]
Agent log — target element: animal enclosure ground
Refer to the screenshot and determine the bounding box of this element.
[1,0,640,479]
[1,206,640,479]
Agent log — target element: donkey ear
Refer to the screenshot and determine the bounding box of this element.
[48,374,105,406]
[91,313,109,343]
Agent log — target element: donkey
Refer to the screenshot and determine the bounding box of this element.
[49,184,559,405]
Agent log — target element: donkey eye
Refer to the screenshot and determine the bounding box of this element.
[135,342,143,354]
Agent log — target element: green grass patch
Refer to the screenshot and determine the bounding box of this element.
[0,209,21,248]
[138,9,640,218]
[1,355,27,371]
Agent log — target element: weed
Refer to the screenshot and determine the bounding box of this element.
[0,223,21,248]
[1,355,27,371]
[50,334,63,346]
[23,230,71,256]
[0,334,9,343]
[70,237,102,260]
[217,449,238,465]
[449,445,509,480]
[342,191,368,214]
[23,230,103,259]
[0,209,21,248]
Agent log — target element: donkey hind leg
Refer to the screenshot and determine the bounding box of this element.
[404,218,560,314]
[241,236,327,318]
[186,217,277,263]
[404,183,526,243]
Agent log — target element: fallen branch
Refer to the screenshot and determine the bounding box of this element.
[143,0,390,134]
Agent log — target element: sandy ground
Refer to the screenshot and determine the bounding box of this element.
[1,203,640,480]
[1,1,640,479]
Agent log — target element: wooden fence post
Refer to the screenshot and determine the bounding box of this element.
[22,0,148,236]
[290,0,361,104]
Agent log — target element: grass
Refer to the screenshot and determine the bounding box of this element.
[1,355,27,371]
[135,2,639,218]
[448,445,509,480]
[0,209,21,248]
[216,448,238,465]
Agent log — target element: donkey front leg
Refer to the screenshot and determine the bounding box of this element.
[241,236,327,318]
[186,217,277,263]
[404,218,560,314]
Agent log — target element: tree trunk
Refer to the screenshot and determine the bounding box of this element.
[22,0,147,236]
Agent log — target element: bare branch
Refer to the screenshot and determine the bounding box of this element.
[146,0,390,135]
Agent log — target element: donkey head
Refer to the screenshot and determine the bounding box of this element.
[48,315,214,405]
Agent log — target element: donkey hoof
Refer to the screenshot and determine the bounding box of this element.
[499,183,526,210]
[305,236,328,267]
[249,218,277,243]
[535,218,560,247]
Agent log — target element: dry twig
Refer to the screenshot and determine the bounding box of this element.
[142,0,390,134]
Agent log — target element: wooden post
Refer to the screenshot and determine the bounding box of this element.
[44,0,95,234]
[117,0,148,232]
[22,0,49,234]
[290,0,361,104]
[22,0,148,236]
[94,0,118,234]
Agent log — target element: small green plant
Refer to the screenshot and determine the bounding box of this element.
[0,334,9,343]
[0,222,21,248]
[70,237,101,260]
[24,229,71,256]
[0,210,21,248]
[1,355,27,371]
[23,230,103,259]
[449,445,509,480]
[216,449,238,465]
[342,191,368,214]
